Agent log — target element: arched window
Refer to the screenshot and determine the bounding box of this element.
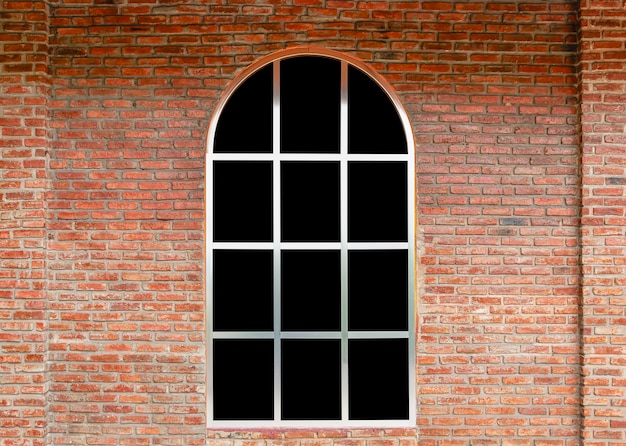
[206,48,416,428]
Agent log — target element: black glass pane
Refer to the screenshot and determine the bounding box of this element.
[348,66,407,154]
[213,250,273,331]
[214,161,272,242]
[349,250,408,331]
[280,56,340,153]
[281,162,340,242]
[214,64,273,153]
[349,339,409,420]
[348,162,407,242]
[282,340,341,420]
[282,250,340,331]
[213,339,274,420]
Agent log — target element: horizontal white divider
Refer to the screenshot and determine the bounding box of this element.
[212,331,409,339]
[211,152,410,162]
[211,242,409,250]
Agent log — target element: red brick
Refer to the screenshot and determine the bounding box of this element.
[1,0,620,444]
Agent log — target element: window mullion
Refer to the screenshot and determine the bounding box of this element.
[206,151,215,423]
[340,60,349,422]
[272,60,282,422]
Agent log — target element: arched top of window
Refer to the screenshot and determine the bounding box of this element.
[206,47,414,157]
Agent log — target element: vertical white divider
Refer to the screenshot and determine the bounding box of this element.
[407,149,417,426]
[272,60,282,422]
[206,150,214,423]
[340,60,349,422]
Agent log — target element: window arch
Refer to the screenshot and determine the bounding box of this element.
[205,47,416,428]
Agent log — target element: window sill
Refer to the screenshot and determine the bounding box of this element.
[207,426,419,442]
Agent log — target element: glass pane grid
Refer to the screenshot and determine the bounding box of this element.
[208,55,414,427]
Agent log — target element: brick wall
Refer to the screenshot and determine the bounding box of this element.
[579,0,626,444]
[2,0,626,444]
[0,1,49,445]
[412,2,581,444]
[47,1,206,444]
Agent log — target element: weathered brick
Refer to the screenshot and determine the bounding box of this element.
[2,0,624,445]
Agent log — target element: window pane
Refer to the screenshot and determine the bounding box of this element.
[348,162,407,242]
[281,250,340,331]
[213,250,273,331]
[280,57,340,153]
[348,250,408,331]
[281,161,340,242]
[214,64,273,153]
[213,339,274,420]
[348,66,407,154]
[214,161,272,242]
[282,340,341,420]
[349,339,409,420]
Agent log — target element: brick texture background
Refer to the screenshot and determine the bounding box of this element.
[1,0,626,445]
[411,1,580,444]
[0,1,49,445]
[47,0,206,443]
[579,0,626,444]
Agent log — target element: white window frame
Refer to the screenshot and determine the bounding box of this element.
[205,47,416,429]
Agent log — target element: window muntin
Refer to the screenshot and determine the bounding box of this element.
[207,49,415,428]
